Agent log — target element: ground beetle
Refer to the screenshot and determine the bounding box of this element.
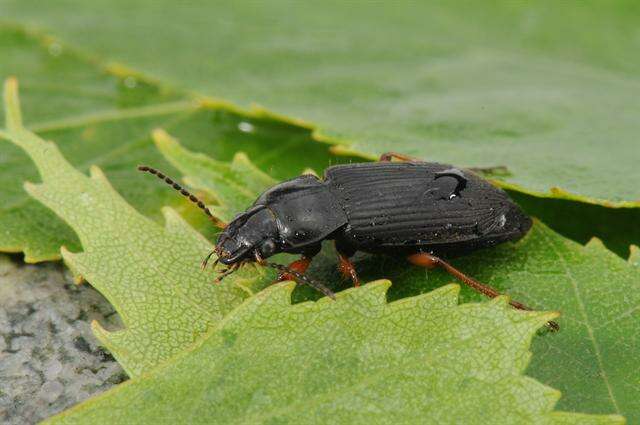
[140,152,558,331]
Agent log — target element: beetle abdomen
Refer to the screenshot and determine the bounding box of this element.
[325,162,531,256]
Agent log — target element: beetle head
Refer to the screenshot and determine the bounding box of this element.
[211,205,335,299]
[215,205,280,265]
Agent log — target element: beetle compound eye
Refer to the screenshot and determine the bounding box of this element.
[259,239,277,257]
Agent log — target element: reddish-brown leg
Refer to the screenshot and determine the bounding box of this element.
[408,252,559,331]
[338,253,360,287]
[379,152,508,176]
[467,165,509,175]
[379,152,421,162]
[276,256,312,282]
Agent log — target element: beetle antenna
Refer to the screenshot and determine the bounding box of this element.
[201,250,217,270]
[266,262,336,300]
[137,165,225,228]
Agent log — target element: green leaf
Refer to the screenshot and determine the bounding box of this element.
[152,128,275,224]
[3,77,635,422]
[0,24,187,262]
[151,136,640,421]
[47,283,621,425]
[3,2,639,206]
[0,25,349,262]
[0,78,273,377]
[507,191,640,259]
[153,129,640,261]
[1,23,636,265]
[5,76,624,424]
[350,225,640,422]
[629,245,640,269]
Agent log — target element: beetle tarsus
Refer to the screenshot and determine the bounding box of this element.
[407,252,559,332]
[214,263,241,284]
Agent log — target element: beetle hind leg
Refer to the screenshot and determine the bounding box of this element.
[467,165,510,176]
[407,252,559,332]
[379,152,509,176]
[378,152,421,162]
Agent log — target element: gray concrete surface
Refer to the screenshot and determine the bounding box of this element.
[0,254,126,424]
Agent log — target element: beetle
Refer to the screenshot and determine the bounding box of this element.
[139,151,558,331]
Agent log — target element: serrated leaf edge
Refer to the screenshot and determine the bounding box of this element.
[3,22,637,210]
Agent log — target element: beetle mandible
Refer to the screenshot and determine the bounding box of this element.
[139,151,558,331]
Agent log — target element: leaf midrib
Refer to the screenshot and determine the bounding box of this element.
[542,229,621,414]
[29,100,195,133]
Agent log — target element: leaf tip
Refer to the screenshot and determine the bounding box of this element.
[334,280,390,305]
[440,282,461,295]
[585,237,606,250]
[532,311,561,333]
[231,151,250,163]
[629,244,639,265]
[488,296,560,331]
[3,76,23,130]
[489,295,511,307]
[90,319,113,343]
[60,246,85,284]
[160,205,179,220]
[430,283,461,304]
[4,76,18,94]
[301,167,319,177]
[60,245,73,258]
[21,251,63,264]
[260,281,297,303]
[151,127,173,147]
[89,165,110,184]
[23,181,39,196]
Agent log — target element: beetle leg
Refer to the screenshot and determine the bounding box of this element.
[214,262,241,284]
[467,165,510,176]
[276,256,313,282]
[334,241,360,287]
[378,151,421,162]
[407,252,559,332]
[378,153,509,176]
[337,253,360,287]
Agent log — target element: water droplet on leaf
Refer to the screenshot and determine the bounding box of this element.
[238,121,254,133]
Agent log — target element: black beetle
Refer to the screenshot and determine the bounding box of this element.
[140,152,557,331]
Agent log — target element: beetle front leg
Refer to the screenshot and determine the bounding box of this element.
[407,252,559,331]
[275,256,314,282]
